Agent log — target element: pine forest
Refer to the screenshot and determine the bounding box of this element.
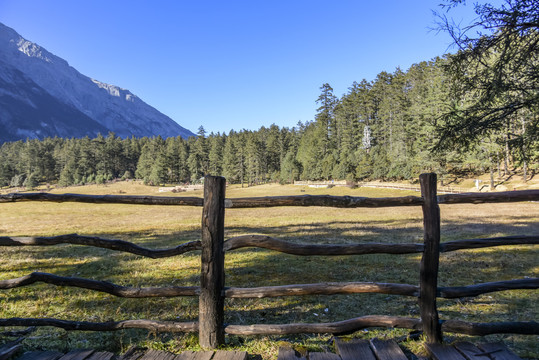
[1,1,538,189]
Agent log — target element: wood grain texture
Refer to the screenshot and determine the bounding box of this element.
[308,353,341,360]
[224,315,421,335]
[0,271,199,297]
[453,342,486,360]
[425,343,466,360]
[224,281,419,298]
[0,192,203,206]
[439,278,539,298]
[225,194,423,208]
[212,351,248,360]
[277,348,305,360]
[0,234,201,258]
[174,351,199,360]
[438,190,539,204]
[335,338,376,360]
[85,352,115,360]
[0,318,198,333]
[57,350,95,360]
[224,235,424,255]
[440,235,539,252]
[118,348,146,360]
[442,320,539,335]
[199,176,226,348]
[369,339,408,360]
[419,173,442,344]
[477,342,522,360]
[139,350,176,360]
[174,351,215,360]
[3,189,536,207]
[17,351,63,360]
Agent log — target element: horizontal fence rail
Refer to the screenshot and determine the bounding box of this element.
[223,235,425,255]
[0,192,204,206]
[438,190,539,204]
[1,272,536,300]
[225,194,424,208]
[0,318,198,333]
[439,278,539,298]
[439,235,539,252]
[0,234,202,258]
[0,272,199,297]
[224,282,420,298]
[2,190,538,207]
[2,234,537,256]
[223,318,539,336]
[1,174,538,348]
[2,317,536,337]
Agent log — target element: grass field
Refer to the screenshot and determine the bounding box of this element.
[0,181,537,359]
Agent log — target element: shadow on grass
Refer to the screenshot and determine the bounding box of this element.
[1,206,537,357]
[4,211,537,282]
[2,212,537,315]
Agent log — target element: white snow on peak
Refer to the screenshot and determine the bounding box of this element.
[17,39,53,63]
[91,79,136,102]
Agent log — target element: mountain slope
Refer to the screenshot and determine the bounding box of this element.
[0,22,194,142]
[0,59,109,142]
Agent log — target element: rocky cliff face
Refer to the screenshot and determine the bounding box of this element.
[0,22,194,143]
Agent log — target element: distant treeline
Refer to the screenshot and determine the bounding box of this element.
[1,57,536,189]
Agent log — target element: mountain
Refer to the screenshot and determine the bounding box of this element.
[0,22,195,143]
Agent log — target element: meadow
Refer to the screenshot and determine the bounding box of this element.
[0,181,537,359]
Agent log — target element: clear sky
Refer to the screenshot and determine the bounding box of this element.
[0,0,485,135]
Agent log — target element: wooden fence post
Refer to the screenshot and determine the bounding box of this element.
[199,175,226,348]
[419,173,443,344]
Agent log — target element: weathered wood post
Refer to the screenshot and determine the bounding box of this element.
[419,173,443,343]
[199,175,226,348]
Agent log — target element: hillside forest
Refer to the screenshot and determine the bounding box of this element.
[0,57,536,189]
[1,1,538,189]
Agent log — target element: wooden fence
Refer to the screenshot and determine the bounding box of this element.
[0,173,538,349]
[293,179,469,193]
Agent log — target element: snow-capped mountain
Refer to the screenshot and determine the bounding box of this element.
[0,22,195,143]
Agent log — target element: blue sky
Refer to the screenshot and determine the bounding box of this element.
[0,0,485,135]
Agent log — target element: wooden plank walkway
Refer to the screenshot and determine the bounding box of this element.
[278,339,524,360]
[0,339,525,360]
[0,347,247,360]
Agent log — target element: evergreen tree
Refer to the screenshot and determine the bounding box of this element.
[245,131,264,185]
[208,133,224,176]
[296,122,323,180]
[436,0,539,153]
[280,150,301,184]
[188,126,209,182]
[136,137,166,185]
[222,131,240,183]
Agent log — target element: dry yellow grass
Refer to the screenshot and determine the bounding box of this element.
[0,181,537,358]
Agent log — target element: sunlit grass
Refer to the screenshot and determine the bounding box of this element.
[0,181,537,358]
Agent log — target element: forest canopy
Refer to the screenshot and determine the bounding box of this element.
[1,0,537,188]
